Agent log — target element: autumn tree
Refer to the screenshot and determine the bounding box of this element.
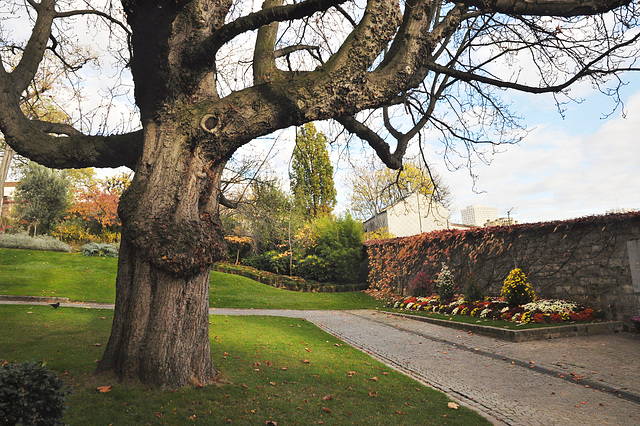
[290,123,337,218]
[347,160,451,220]
[1,0,638,388]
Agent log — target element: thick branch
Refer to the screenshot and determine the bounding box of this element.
[336,116,405,169]
[460,0,631,17]
[254,0,284,85]
[185,0,348,71]
[11,0,56,95]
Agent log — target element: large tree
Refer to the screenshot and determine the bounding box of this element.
[290,123,337,218]
[0,0,638,388]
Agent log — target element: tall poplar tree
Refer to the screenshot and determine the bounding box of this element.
[290,123,337,218]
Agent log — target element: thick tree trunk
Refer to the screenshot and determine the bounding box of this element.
[97,120,226,388]
[97,239,215,388]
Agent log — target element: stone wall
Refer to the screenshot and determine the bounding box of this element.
[365,212,640,328]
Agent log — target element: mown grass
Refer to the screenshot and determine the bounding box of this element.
[0,248,117,303]
[0,248,384,310]
[0,305,489,425]
[210,271,383,310]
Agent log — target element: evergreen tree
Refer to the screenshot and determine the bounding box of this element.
[14,162,69,236]
[290,123,337,218]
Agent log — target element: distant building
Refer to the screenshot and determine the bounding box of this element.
[484,217,518,227]
[2,182,16,201]
[362,192,450,238]
[1,182,17,219]
[461,204,498,227]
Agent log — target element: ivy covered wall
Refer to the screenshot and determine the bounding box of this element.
[365,211,640,327]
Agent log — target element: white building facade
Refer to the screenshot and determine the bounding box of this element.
[362,192,450,238]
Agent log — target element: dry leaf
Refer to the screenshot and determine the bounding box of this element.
[96,386,112,393]
[322,407,331,413]
[447,402,459,410]
[270,382,276,386]
[369,391,378,398]
[322,395,333,401]
[265,421,278,426]
[302,359,310,364]
[369,376,378,381]
[189,414,197,420]
[155,412,162,419]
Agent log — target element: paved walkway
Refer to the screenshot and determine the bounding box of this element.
[5,301,640,425]
[211,308,640,426]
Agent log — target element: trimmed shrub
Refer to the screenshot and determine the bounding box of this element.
[0,361,72,426]
[436,263,455,301]
[0,233,71,252]
[81,242,119,257]
[501,268,536,306]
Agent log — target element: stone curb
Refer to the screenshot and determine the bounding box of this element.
[384,310,624,342]
[0,294,70,303]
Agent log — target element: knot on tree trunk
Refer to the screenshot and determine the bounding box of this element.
[120,212,227,277]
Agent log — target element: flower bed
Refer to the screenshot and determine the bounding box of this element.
[390,295,601,325]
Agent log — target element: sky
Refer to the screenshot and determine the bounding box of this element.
[235,79,640,225]
[434,83,640,224]
[4,3,639,226]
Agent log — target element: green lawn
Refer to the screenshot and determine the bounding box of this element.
[0,304,489,425]
[0,248,384,309]
[0,248,117,303]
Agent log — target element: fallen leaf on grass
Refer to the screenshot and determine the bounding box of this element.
[270,382,276,386]
[369,376,378,382]
[265,421,277,426]
[447,402,459,409]
[322,395,333,401]
[96,386,112,393]
[155,412,162,419]
[368,391,378,398]
[302,359,310,364]
[322,407,331,413]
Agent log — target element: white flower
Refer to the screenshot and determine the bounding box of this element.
[480,308,491,318]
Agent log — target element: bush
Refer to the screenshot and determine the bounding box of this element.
[0,360,72,426]
[463,272,483,302]
[244,250,291,275]
[302,215,365,283]
[294,255,333,282]
[0,232,71,252]
[81,242,119,257]
[501,268,536,306]
[408,270,432,297]
[436,263,455,301]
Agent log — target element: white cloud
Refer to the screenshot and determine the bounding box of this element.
[440,90,640,224]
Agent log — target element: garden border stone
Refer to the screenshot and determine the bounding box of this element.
[0,295,70,303]
[385,310,623,342]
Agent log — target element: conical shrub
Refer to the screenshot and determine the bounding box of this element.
[500,268,536,306]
